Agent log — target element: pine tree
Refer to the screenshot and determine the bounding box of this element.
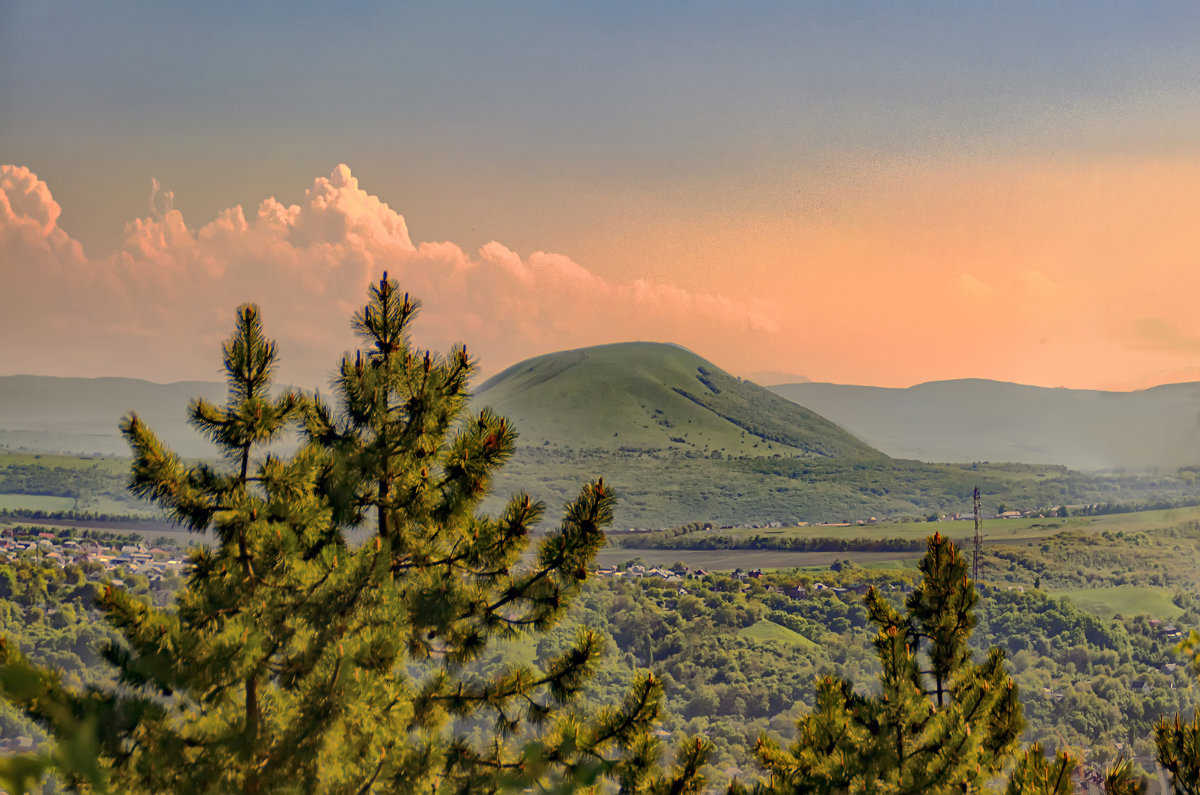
[0,277,708,793]
[735,533,1047,794]
[1156,630,1200,794]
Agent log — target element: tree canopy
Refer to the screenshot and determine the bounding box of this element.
[730,532,1150,795]
[0,276,707,793]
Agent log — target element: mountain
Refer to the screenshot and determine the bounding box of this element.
[6,362,1200,475]
[472,342,881,460]
[5,361,1200,527]
[0,347,879,462]
[769,379,1200,471]
[744,370,810,385]
[0,375,226,458]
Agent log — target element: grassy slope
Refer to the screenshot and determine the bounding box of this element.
[1046,585,1185,620]
[471,345,1200,527]
[769,378,1200,470]
[738,619,818,648]
[473,342,880,460]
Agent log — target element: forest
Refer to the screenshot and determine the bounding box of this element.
[3,522,1199,789]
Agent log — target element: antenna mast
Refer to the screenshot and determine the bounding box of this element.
[972,485,983,582]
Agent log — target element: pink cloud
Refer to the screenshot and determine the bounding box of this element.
[0,164,782,388]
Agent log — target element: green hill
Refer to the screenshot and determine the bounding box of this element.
[768,378,1200,471]
[8,353,1200,528]
[473,342,881,460]
[469,345,1200,527]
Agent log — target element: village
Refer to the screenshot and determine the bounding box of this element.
[0,525,188,606]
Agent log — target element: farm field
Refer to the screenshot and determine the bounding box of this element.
[674,504,1200,546]
[592,547,920,571]
[0,493,75,512]
[1045,585,1186,620]
[0,451,128,472]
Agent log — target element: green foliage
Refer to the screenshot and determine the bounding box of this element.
[0,454,145,517]
[1003,745,1075,794]
[739,534,1029,793]
[0,282,706,793]
[1157,630,1200,794]
[8,521,1200,788]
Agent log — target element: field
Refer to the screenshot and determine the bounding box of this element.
[0,450,155,517]
[759,505,1200,541]
[633,504,1200,547]
[0,493,75,512]
[738,619,817,648]
[0,451,128,473]
[487,447,1200,529]
[593,547,916,571]
[1045,585,1185,620]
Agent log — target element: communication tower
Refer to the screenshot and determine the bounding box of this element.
[972,485,983,582]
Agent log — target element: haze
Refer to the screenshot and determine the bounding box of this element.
[4,3,1200,391]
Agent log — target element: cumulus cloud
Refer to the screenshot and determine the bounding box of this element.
[0,164,781,387]
[149,178,174,219]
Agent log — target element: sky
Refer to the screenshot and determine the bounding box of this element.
[4,2,1200,391]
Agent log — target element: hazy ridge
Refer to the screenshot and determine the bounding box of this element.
[6,351,1200,526]
[769,378,1200,471]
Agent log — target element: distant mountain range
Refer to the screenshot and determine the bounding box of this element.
[0,375,227,458]
[3,348,1200,473]
[767,379,1200,471]
[7,348,1200,525]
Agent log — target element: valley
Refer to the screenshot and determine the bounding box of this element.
[5,344,1200,788]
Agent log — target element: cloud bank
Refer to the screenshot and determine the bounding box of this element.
[0,164,780,388]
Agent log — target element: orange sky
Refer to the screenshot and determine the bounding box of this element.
[4,156,1200,391]
[5,6,1200,391]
